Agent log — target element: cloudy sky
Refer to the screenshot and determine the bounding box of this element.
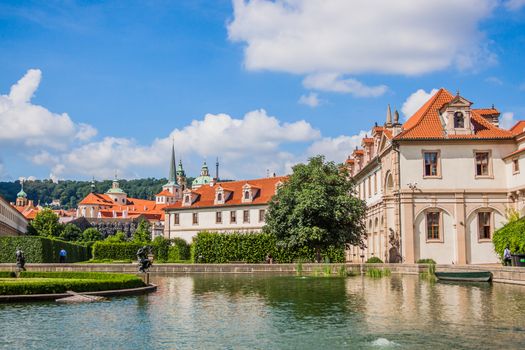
[0,0,524,181]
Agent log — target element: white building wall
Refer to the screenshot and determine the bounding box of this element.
[165,205,268,243]
[0,198,27,235]
[400,143,515,190]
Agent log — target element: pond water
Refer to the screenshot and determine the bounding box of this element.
[1,274,525,349]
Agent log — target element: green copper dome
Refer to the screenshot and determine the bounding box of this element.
[17,189,27,198]
[192,161,212,187]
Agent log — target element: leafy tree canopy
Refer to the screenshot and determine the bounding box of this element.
[31,208,62,238]
[82,228,102,242]
[60,223,82,241]
[264,155,366,262]
[132,219,151,243]
[105,231,128,243]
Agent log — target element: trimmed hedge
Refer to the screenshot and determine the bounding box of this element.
[0,236,90,263]
[92,239,191,262]
[92,242,144,261]
[366,257,384,263]
[0,272,145,295]
[192,231,345,263]
[416,258,437,264]
[0,271,16,278]
[493,217,525,257]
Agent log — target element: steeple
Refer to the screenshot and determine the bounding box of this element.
[168,142,177,184]
[176,159,187,192]
[90,176,95,193]
[215,157,219,181]
[385,104,392,127]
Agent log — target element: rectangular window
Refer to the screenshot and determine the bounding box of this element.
[475,152,490,176]
[230,211,236,223]
[424,151,439,177]
[192,213,198,225]
[513,158,520,174]
[259,209,265,222]
[173,213,179,225]
[216,211,222,224]
[478,212,491,240]
[426,212,440,240]
[243,210,249,223]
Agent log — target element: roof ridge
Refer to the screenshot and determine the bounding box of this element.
[399,88,452,138]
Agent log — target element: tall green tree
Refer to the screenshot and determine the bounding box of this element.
[132,219,152,243]
[31,208,62,238]
[81,228,102,242]
[60,223,82,241]
[264,155,366,262]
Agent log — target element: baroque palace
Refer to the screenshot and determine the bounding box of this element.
[346,89,524,265]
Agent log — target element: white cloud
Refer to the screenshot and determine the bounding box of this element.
[307,131,369,163]
[303,73,387,97]
[48,109,321,180]
[401,88,439,119]
[485,76,503,85]
[505,0,525,10]
[298,92,321,107]
[500,112,516,129]
[228,0,497,77]
[0,69,97,150]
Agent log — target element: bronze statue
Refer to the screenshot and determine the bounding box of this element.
[16,248,26,271]
[137,246,152,273]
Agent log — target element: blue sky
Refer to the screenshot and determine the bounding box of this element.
[0,0,524,181]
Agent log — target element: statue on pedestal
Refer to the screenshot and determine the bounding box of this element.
[16,248,26,271]
[137,246,152,273]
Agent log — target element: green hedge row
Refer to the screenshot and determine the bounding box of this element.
[0,236,90,263]
[92,239,191,262]
[0,272,145,295]
[192,231,345,263]
[0,271,16,278]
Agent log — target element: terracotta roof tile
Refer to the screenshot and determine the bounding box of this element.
[164,176,287,210]
[510,121,525,135]
[395,88,515,140]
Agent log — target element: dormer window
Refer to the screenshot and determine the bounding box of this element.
[217,193,222,202]
[454,112,464,128]
[244,191,250,200]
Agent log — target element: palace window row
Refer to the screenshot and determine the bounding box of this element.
[422,151,493,178]
[173,209,267,226]
[425,211,493,242]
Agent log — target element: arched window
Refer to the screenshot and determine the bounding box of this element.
[385,173,394,195]
[244,191,250,200]
[217,193,222,201]
[454,111,464,128]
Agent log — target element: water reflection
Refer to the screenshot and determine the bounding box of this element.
[0,274,524,349]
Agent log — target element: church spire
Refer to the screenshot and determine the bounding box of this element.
[169,142,176,184]
[385,104,392,127]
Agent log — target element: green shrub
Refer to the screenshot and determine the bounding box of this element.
[416,258,437,264]
[0,272,145,295]
[192,231,345,263]
[0,236,90,263]
[0,271,16,278]
[82,228,102,242]
[92,242,144,261]
[366,257,383,263]
[167,238,190,262]
[493,217,525,257]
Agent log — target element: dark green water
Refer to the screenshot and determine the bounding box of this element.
[1,274,525,349]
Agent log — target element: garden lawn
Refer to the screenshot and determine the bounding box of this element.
[0,272,145,295]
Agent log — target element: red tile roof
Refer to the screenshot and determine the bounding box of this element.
[156,190,174,197]
[362,137,374,144]
[395,88,514,140]
[164,176,287,210]
[510,121,525,135]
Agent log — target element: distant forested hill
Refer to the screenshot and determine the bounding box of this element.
[0,177,195,209]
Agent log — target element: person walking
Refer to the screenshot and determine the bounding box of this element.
[59,249,67,263]
[503,246,512,266]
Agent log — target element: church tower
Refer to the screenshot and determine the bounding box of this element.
[162,143,181,198]
[15,181,28,207]
[176,159,187,192]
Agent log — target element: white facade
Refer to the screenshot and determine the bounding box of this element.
[164,205,268,243]
[347,90,525,265]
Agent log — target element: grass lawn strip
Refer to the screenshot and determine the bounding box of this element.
[0,271,145,295]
